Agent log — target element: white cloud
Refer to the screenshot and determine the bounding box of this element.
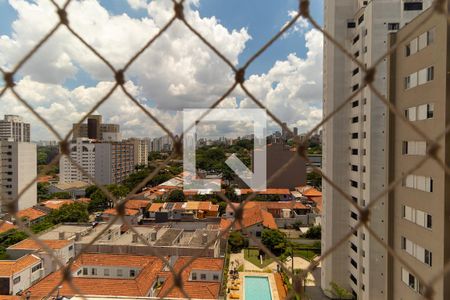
[0,0,323,140]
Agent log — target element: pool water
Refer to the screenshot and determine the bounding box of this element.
[244,276,272,300]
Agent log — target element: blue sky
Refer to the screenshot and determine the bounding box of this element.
[0,0,323,78]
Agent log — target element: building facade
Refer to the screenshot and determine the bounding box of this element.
[0,115,30,142]
[322,1,432,299]
[72,115,119,141]
[126,138,149,166]
[95,142,135,185]
[388,5,450,299]
[0,141,37,213]
[59,138,96,184]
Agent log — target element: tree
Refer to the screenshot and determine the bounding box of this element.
[87,185,129,212]
[168,189,185,202]
[218,201,227,216]
[228,231,248,253]
[85,185,99,198]
[261,229,288,256]
[37,182,51,201]
[50,191,71,199]
[303,225,321,239]
[48,202,89,224]
[307,172,322,188]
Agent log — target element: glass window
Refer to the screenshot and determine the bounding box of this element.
[83,268,88,275]
[104,269,110,276]
[201,274,206,280]
[13,276,21,284]
[192,272,197,280]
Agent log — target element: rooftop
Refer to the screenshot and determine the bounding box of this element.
[234,206,278,230]
[0,221,17,235]
[50,181,90,190]
[0,254,40,277]
[26,253,164,298]
[8,238,72,250]
[38,224,93,240]
[40,198,90,210]
[236,188,291,195]
[16,207,47,221]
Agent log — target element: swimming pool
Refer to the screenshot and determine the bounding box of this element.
[244,276,272,300]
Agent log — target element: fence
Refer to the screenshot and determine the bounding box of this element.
[1,0,450,299]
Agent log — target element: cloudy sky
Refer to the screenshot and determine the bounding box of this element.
[0,0,323,141]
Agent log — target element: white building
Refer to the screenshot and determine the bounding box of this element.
[126,138,149,166]
[0,141,37,213]
[0,115,30,142]
[0,254,43,295]
[322,1,431,299]
[59,138,96,184]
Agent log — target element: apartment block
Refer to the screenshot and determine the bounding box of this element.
[95,141,135,185]
[0,115,30,142]
[72,115,119,141]
[388,4,450,299]
[126,137,149,166]
[322,1,432,299]
[0,141,37,213]
[60,138,135,185]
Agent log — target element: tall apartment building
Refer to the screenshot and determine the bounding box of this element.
[60,139,135,185]
[72,115,119,140]
[149,135,174,152]
[0,115,30,142]
[126,138,148,166]
[59,138,96,184]
[0,141,37,213]
[388,4,450,299]
[95,142,135,185]
[322,1,431,299]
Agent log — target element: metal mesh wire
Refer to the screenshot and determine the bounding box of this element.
[0,0,449,299]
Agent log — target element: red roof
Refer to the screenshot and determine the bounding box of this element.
[124,200,150,210]
[103,208,140,216]
[234,206,277,230]
[0,221,16,235]
[16,207,47,221]
[8,239,72,250]
[158,257,224,299]
[26,253,164,298]
[239,188,291,195]
[0,254,40,277]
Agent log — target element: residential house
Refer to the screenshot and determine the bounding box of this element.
[0,254,43,296]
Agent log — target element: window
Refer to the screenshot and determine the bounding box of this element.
[352,133,358,139]
[347,21,356,28]
[350,274,357,284]
[352,68,359,76]
[351,211,358,220]
[201,274,206,280]
[402,141,427,155]
[350,258,358,269]
[354,51,360,58]
[353,35,360,44]
[69,245,74,251]
[213,274,219,281]
[352,100,359,107]
[351,165,358,172]
[104,269,110,276]
[13,276,21,285]
[351,196,358,203]
[404,175,433,192]
[401,236,433,266]
[427,66,434,81]
[32,263,42,273]
[192,272,197,280]
[404,2,423,10]
[351,149,358,155]
[402,205,432,229]
[83,268,88,275]
[91,268,97,275]
[358,14,364,25]
[130,270,136,277]
[388,23,400,31]
[117,269,123,277]
[406,104,434,121]
[352,116,359,123]
[352,84,359,92]
[350,180,358,188]
[256,231,261,237]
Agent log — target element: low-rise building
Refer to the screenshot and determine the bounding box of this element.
[0,254,43,296]
[48,181,90,198]
[148,201,219,221]
[25,253,223,299]
[15,208,47,226]
[234,188,292,201]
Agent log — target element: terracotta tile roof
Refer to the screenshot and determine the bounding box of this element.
[238,188,291,195]
[0,254,40,277]
[37,175,54,183]
[198,202,211,211]
[40,199,74,210]
[234,206,277,230]
[228,201,308,212]
[148,202,164,212]
[209,204,219,212]
[8,239,72,250]
[310,196,322,214]
[219,218,232,232]
[124,200,150,210]
[302,187,322,197]
[16,207,47,221]
[158,257,223,299]
[0,221,16,235]
[103,208,140,216]
[0,296,22,300]
[26,253,164,298]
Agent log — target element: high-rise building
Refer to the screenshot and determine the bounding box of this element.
[60,138,135,185]
[59,138,96,184]
[95,142,135,185]
[322,1,432,299]
[126,138,149,166]
[293,127,298,137]
[72,115,119,141]
[0,115,30,142]
[388,5,449,299]
[0,141,36,213]
[149,135,174,152]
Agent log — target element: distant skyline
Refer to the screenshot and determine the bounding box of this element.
[0,0,323,140]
